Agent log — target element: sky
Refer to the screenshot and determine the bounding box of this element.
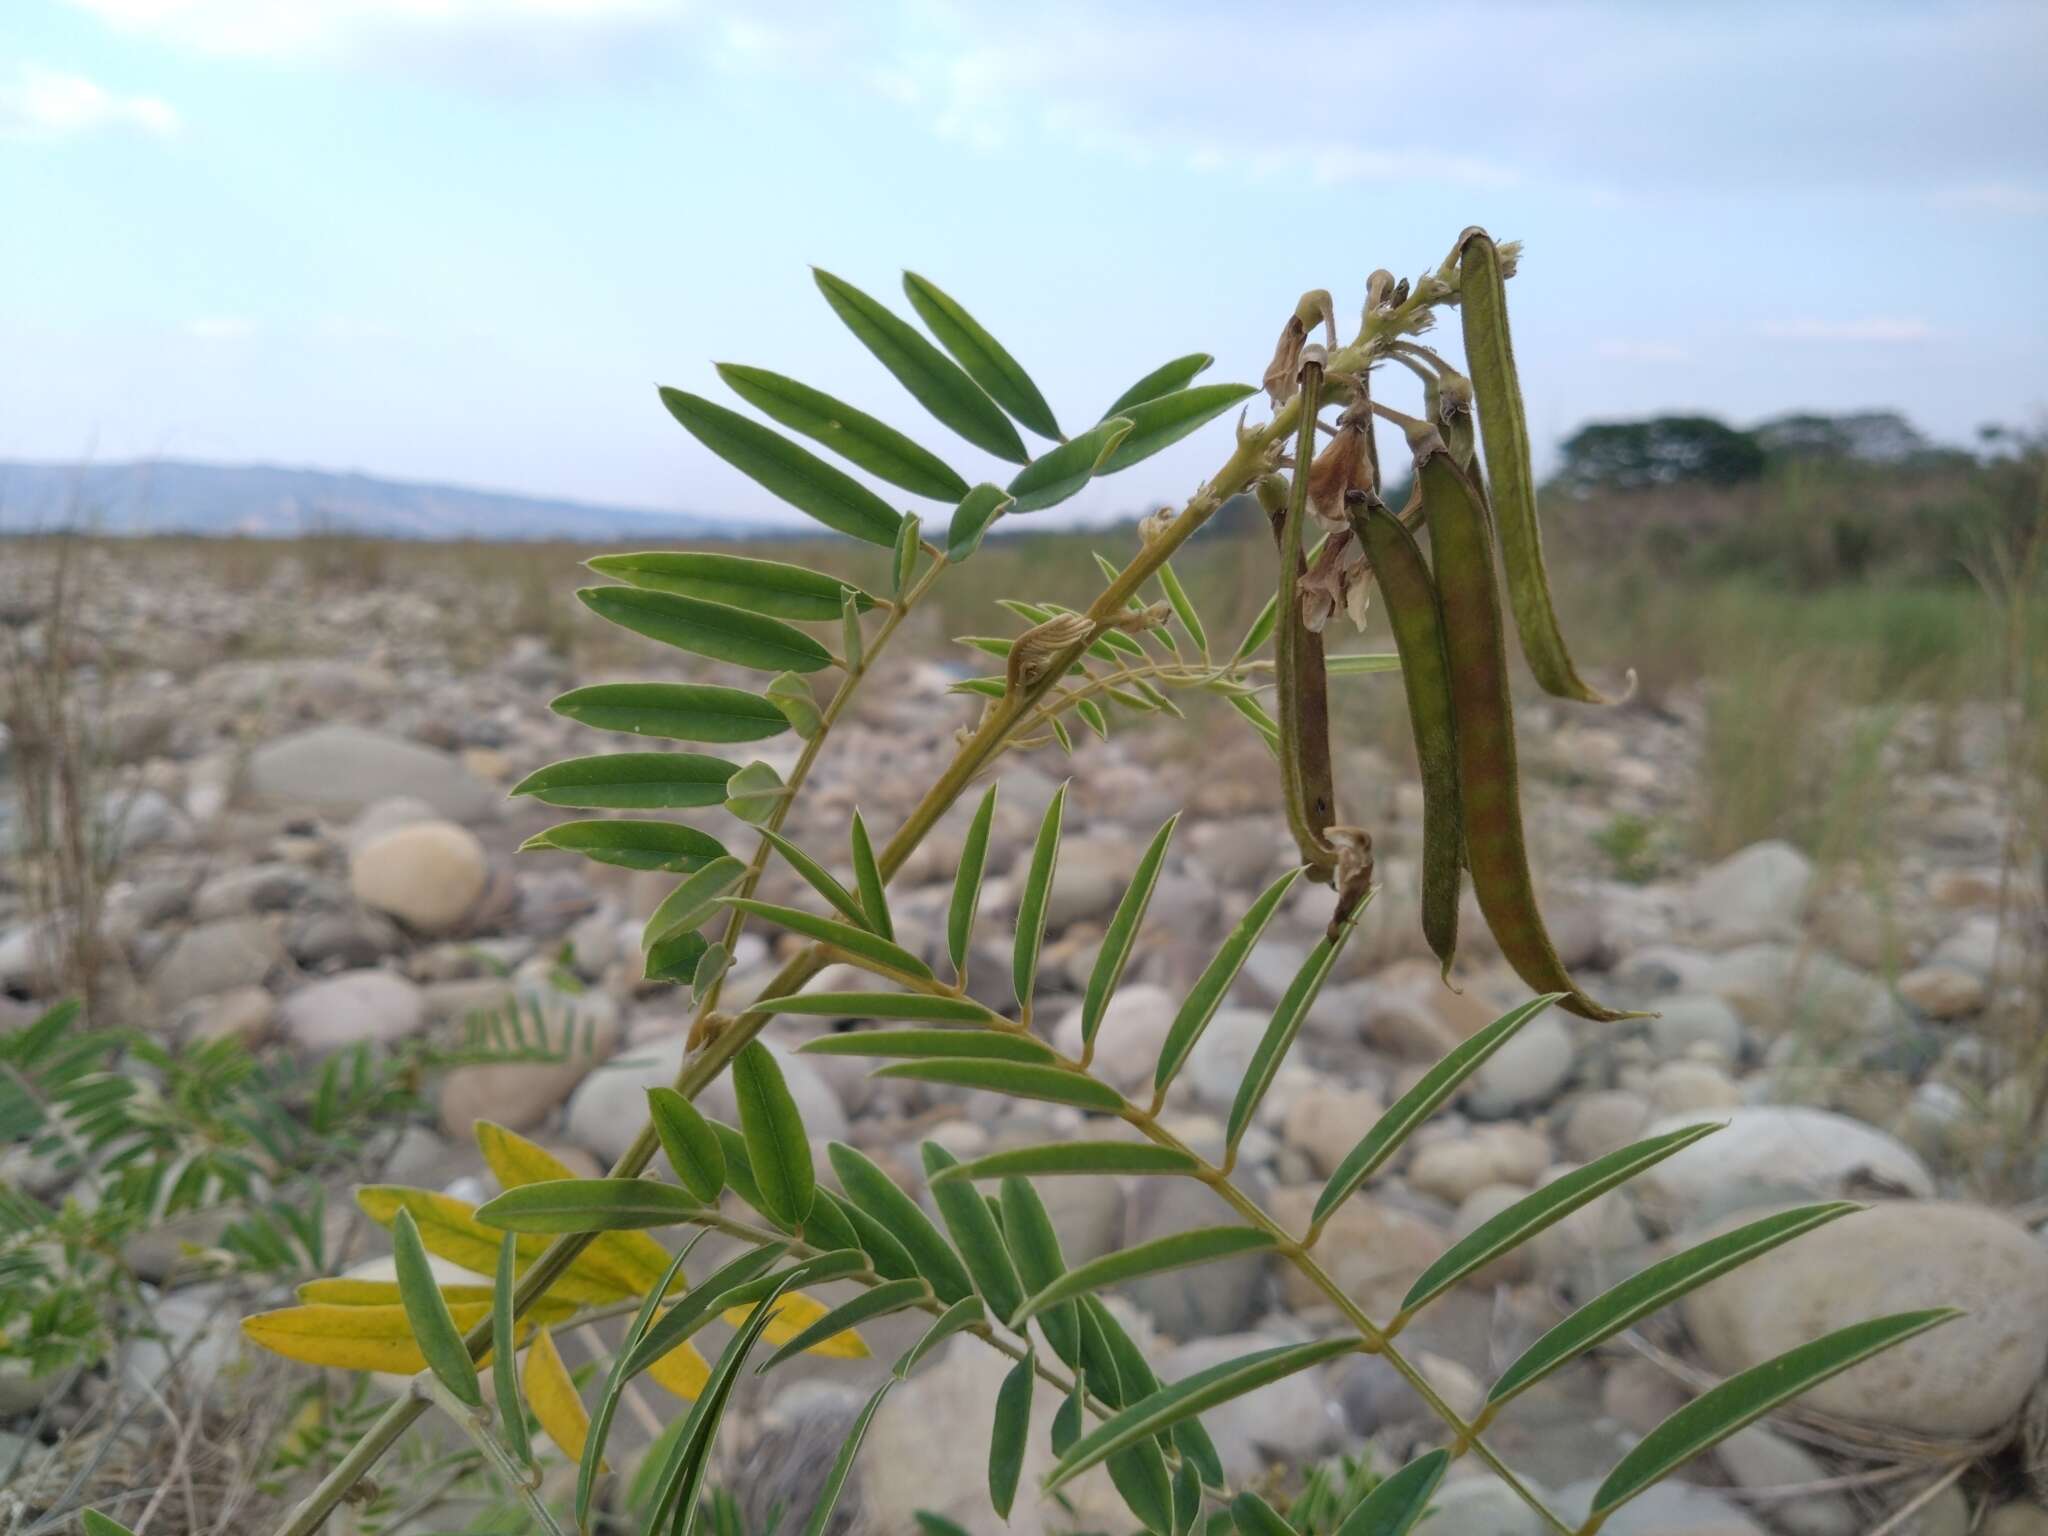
[2,0,2045,531]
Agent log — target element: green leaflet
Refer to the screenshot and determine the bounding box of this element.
[903,272,1061,441]
[390,1208,481,1407]
[723,760,786,825]
[870,1059,1124,1112]
[765,671,823,739]
[620,1243,788,1380]
[1329,1449,1447,1536]
[520,818,731,873]
[928,1141,1197,1184]
[922,1141,1025,1324]
[827,1141,974,1304]
[797,1186,865,1257]
[999,1176,1081,1369]
[1228,693,1281,751]
[579,585,832,675]
[721,898,934,981]
[734,1041,816,1227]
[1588,1310,1961,1521]
[1232,592,1279,664]
[647,1087,726,1204]
[1046,1337,1356,1492]
[477,1177,704,1233]
[81,1515,137,1536]
[1231,1493,1301,1536]
[799,1029,1054,1064]
[1081,814,1180,1049]
[892,512,923,596]
[832,1191,920,1285]
[757,1279,931,1374]
[1488,1202,1861,1409]
[511,751,736,810]
[841,586,864,673]
[714,363,969,502]
[757,827,870,928]
[1007,418,1134,513]
[1013,781,1067,1011]
[578,1239,699,1527]
[1312,994,1563,1228]
[945,783,998,979]
[1456,229,1609,704]
[988,1349,1033,1520]
[1153,868,1303,1098]
[1224,907,1362,1154]
[658,386,903,547]
[946,484,1013,563]
[1097,384,1258,475]
[705,1120,776,1224]
[645,926,710,985]
[642,856,748,950]
[849,809,893,941]
[550,681,790,745]
[1014,1227,1277,1324]
[491,1234,533,1469]
[1105,353,1214,417]
[893,1295,986,1379]
[1156,562,1208,656]
[798,1380,895,1536]
[586,550,878,623]
[692,941,730,999]
[814,269,1028,463]
[762,991,994,1023]
[1051,1368,1087,1456]
[1397,1123,1724,1319]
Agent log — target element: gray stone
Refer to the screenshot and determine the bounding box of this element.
[192,862,327,920]
[1686,839,1813,950]
[279,969,428,1055]
[1036,832,1131,931]
[150,917,285,1007]
[1464,1012,1573,1117]
[1282,1085,1384,1178]
[1554,1478,1762,1535]
[1161,1331,1343,1482]
[1645,993,1746,1062]
[246,724,496,821]
[1125,1175,1272,1338]
[1700,943,1902,1044]
[1181,1006,1274,1111]
[1562,1090,1651,1161]
[1414,1474,1546,1535]
[1633,1106,1932,1222]
[1715,1426,1856,1536]
[1051,984,1174,1097]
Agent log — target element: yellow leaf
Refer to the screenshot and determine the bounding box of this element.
[722,1291,869,1359]
[523,1326,601,1469]
[643,1326,713,1402]
[242,1302,491,1374]
[354,1186,625,1307]
[473,1121,676,1298]
[294,1278,576,1326]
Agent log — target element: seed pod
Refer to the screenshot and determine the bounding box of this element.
[1272,365,1339,883]
[1457,228,1612,704]
[1436,370,1477,473]
[1418,445,1635,1020]
[1353,498,1460,977]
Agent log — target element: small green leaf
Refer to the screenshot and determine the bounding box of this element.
[723,760,786,824]
[659,386,902,546]
[520,819,730,873]
[714,363,969,502]
[1489,1202,1862,1409]
[832,1190,921,1285]
[1312,994,1563,1228]
[1007,418,1134,513]
[647,1088,726,1204]
[692,940,729,999]
[1231,1492,1302,1536]
[1015,1227,1277,1324]
[1227,694,1280,750]
[757,828,869,928]
[893,511,923,596]
[1157,563,1208,656]
[1014,781,1068,1011]
[903,271,1061,440]
[579,585,833,674]
[758,1279,930,1375]
[579,1238,699,1525]
[828,1141,974,1304]
[1052,1368,1086,1454]
[511,751,736,810]
[1097,384,1257,475]
[757,991,995,1023]
[1330,1449,1447,1536]
[1106,353,1213,417]
[1324,653,1402,676]
[1225,912,1362,1154]
[989,1349,1034,1519]
[1232,592,1279,663]
[551,681,790,744]
[586,550,878,622]
[478,1178,704,1233]
[871,1059,1124,1113]
[815,269,1028,462]
[928,1141,1197,1184]
[722,897,934,981]
[946,483,1012,563]
[390,1207,481,1407]
[642,855,748,950]
[840,586,864,672]
[999,1177,1081,1369]
[491,1234,533,1468]
[800,1029,1054,1063]
[850,809,892,941]
[621,1243,788,1380]
[1398,1123,1724,1318]
[893,1295,986,1379]
[1082,814,1179,1050]
[800,1381,896,1536]
[1154,869,1303,1098]
[734,1041,816,1227]
[765,672,823,739]
[1590,1310,1961,1520]
[923,1141,1025,1323]
[1076,697,1109,739]
[948,783,999,979]
[645,926,710,984]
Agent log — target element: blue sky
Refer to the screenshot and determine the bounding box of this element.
[3,1,2044,530]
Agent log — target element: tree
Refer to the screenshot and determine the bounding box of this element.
[1557,415,1768,492]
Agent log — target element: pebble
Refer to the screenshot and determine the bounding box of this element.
[350,819,488,935]
[278,969,429,1055]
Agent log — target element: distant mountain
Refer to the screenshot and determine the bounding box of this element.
[0,459,743,541]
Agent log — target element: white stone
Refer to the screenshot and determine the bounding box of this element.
[1633,1106,1932,1222]
[279,969,428,1056]
[1687,839,1813,949]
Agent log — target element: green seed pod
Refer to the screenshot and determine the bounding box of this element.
[1457,227,1613,704]
[1418,446,1636,1021]
[1352,497,1460,977]
[1274,369,1339,884]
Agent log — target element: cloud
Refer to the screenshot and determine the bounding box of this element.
[0,64,179,140]
[185,315,256,340]
[66,0,681,60]
[1936,181,2048,216]
[1594,339,1689,363]
[1758,317,1938,344]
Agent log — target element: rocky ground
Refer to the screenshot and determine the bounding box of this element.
[2,544,2045,1536]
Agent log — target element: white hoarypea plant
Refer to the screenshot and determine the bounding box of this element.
[176,247,1951,1536]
